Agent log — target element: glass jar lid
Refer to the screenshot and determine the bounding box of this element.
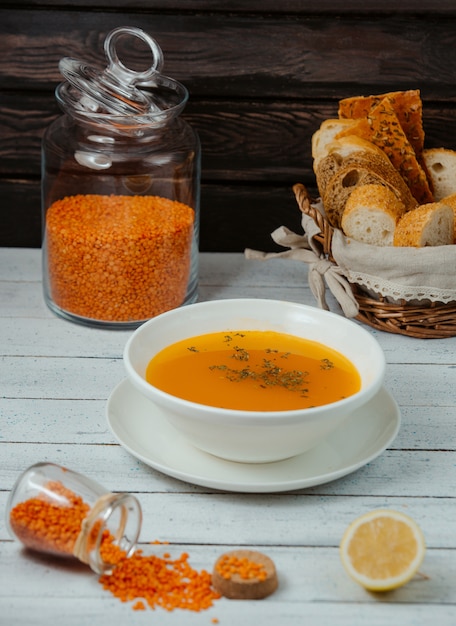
[56,26,188,129]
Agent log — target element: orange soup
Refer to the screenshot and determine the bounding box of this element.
[145,330,361,411]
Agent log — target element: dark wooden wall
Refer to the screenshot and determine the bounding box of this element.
[2,1,456,251]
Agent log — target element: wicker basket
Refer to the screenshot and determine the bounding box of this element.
[293,183,456,339]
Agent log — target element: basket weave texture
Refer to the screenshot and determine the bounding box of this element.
[293,183,456,339]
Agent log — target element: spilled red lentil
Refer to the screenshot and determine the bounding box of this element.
[45,194,194,322]
[9,481,221,613]
[99,544,220,611]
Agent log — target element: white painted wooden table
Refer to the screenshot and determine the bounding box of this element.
[1,247,455,625]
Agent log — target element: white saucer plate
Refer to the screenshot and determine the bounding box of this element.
[106,379,400,493]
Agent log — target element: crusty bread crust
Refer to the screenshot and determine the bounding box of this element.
[393,202,454,247]
[311,91,456,246]
[336,97,433,204]
[338,90,425,160]
[322,135,387,160]
[439,192,456,241]
[342,184,406,246]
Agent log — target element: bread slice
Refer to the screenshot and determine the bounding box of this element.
[439,192,456,242]
[319,135,384,161]
[311,119,359,166]
[423,148,456,201]
[314,136,417,211]
[393,202,454,247]
[342,184,406,246]
[336,97,434,204]
[322,162,411,230]
[338,90,425,160]
[314,136,382,196]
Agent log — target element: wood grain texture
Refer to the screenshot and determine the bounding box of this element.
[1,248,456,625]
[3,10,456,96]
[8,0,456,12]
[2,3,456,250]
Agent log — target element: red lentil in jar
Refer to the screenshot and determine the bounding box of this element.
[44,194,195,324]
[6,462,141,575]
[9,480,91,557]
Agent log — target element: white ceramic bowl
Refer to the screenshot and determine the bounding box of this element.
[123,299,386,463]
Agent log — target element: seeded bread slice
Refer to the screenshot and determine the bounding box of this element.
[393,202,454,247]
[336,97,434,205]
[341,183,406,246]
[338,90,425,161]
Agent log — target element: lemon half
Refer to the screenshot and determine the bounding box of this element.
[340,509,426,592]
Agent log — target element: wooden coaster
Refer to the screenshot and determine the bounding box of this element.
[212,549,278,600]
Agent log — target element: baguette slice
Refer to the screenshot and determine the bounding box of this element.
[336,97,434,204]
[314,136,383,196]
[393,202,454,247]
[439,192,456,242]
[338,90,425,160]
[315,136,417,211]
[311,119,359,167]
[342,184,406,246]
[322,163,409,230]
[423,148,456,201]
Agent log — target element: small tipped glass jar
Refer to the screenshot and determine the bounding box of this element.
[6,462,142,575]
[41,26,200,329]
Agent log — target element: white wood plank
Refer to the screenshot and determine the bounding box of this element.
[1,442,456,499]
[1,398,110,443]
[1,398,452,449]
[1,284,455,365]
[1,308,454,366]
[0,317,131,357]
[385,364,455,407]
[2,489,455,549]
[0,542,455,605]
[2,248,456,625]
[373,331,456,362]
[0,248,42,281]
[1,356,125,399]
[199,254,313,286]
[0,544,455,623]
[2,596,456,626]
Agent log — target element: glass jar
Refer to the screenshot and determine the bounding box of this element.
[42,26,200,328]
[6,462,142,575]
